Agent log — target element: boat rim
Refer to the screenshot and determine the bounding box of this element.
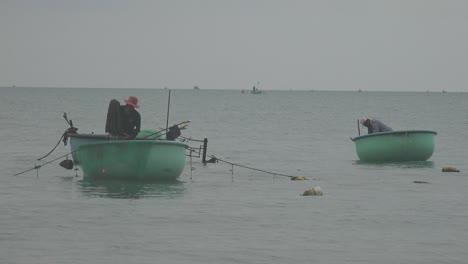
[77,139,189,149]
[351,130,437,142]
[68,133,189,149]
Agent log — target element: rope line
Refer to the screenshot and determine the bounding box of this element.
[211,155,294,178]
[36,133,65,161]
[187,148,294,178]
[37,126,78,161]
[14,151,75,176]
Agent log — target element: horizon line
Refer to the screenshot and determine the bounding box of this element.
[0,86,463,93]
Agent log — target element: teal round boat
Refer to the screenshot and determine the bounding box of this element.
[75,140,188,180]
[351,130,437,162]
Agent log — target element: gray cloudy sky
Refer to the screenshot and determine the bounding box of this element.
[1,0,467,91]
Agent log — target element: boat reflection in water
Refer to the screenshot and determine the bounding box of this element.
[77,178,186,199]
[354,160,435,169]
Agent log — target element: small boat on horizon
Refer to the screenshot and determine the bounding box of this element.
[251,81,263,94]
[251,89,263,94]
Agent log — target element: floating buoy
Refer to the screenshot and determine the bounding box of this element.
[301,186,323,196]
[59,159,74,170]
[290,175,308,181]
[442,167,460,172]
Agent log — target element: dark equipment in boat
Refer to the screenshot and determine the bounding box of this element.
[105,99,125,137]
[166,125,181,140]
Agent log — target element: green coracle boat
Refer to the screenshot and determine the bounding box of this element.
[68,133,188,180]
[350,130,437,162]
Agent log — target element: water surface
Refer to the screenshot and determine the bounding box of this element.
[1,88,467,264]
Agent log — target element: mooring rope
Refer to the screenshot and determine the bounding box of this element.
[212,155,295,178]
[17,147,301,180]
[37,127,78,161]
[36,133,65,161]
[187,148,296,178]
[14,151,76,176]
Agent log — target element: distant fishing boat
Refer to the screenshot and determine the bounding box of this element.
[350,130,437,162]
[67,133,188,180]
[251,89,262,94]
[251,81,263,94]
[194,86,200,90]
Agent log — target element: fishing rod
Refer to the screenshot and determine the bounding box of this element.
[142,121,191,139]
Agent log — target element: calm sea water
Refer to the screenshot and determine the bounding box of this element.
[1,87,468,264]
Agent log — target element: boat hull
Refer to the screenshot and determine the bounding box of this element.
[69,134,112,162]
[351,130,437,162]
[69,134,188,180]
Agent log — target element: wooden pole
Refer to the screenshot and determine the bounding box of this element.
[166,89,171,132]
[202,138,208,164]
[357,119,361,136]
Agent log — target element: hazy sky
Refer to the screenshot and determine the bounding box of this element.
[1,0,467,91]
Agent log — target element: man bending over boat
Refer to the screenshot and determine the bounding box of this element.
[359,117,392,134]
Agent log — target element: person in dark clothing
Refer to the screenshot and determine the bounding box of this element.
[121,96,141,139]
[359,117,392,134]
[105,96,141,139]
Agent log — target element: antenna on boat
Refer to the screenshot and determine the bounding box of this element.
[166,89,171,132]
